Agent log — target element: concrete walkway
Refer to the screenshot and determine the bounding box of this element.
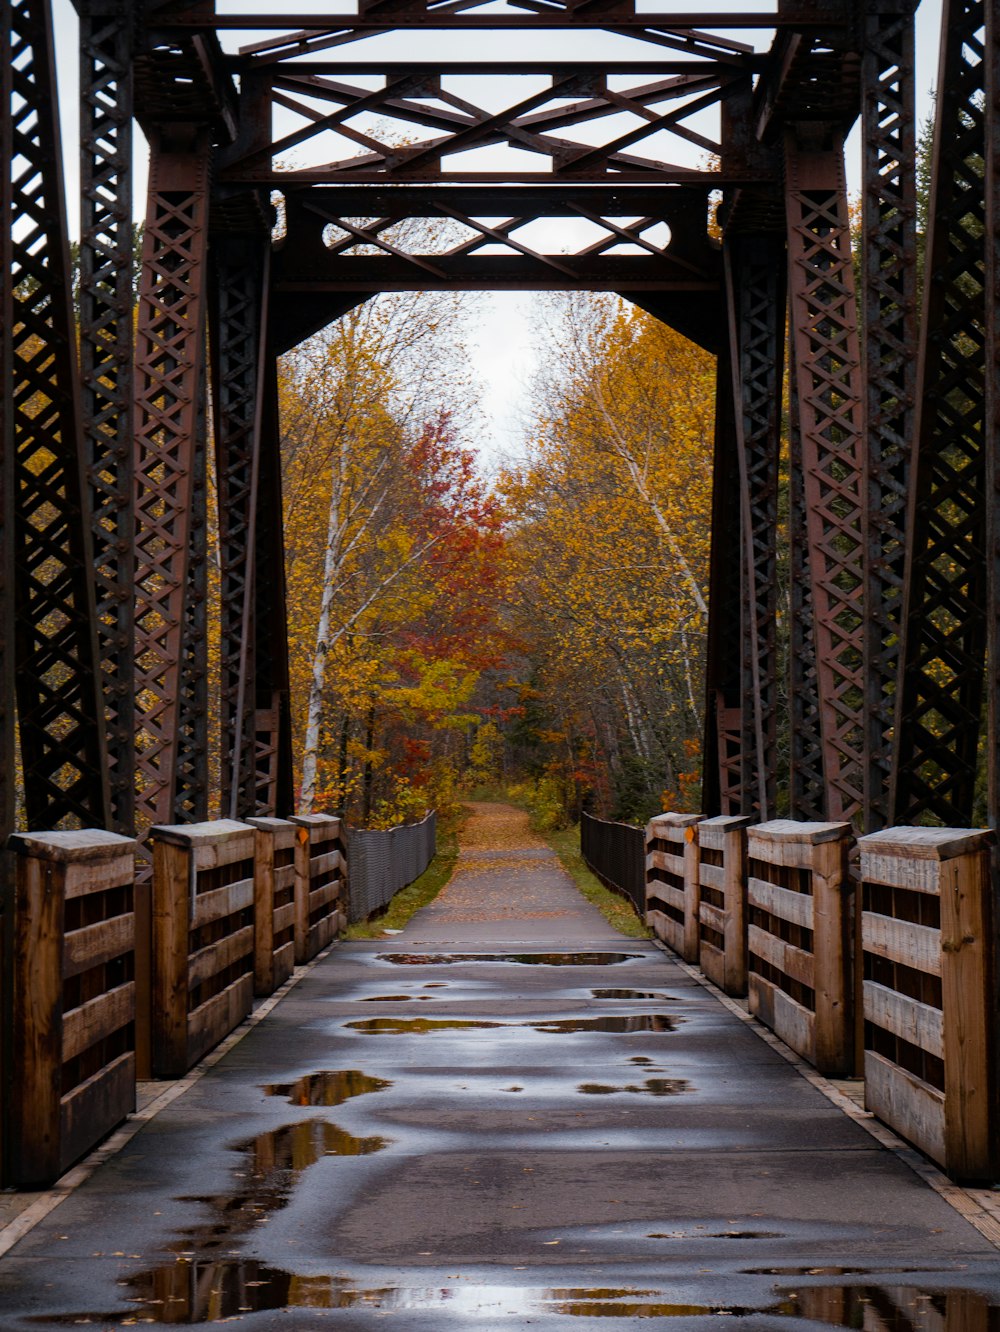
[3,803,1000,1329]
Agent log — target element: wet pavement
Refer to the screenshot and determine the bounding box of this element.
[3,803,1000,1329]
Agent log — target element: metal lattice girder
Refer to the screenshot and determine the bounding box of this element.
[1,0,109,835]
[253,357,294,817]
[893,0,988,827]
[79,0,135,834]
[210,239,269,819]
[174,358,209,824]
[861,0,918,833]
[787,346,826,822]
[987,0,1000,829]
[134,130,212,832]
[702,332,744,816]
[725,234,785,821]
[784,136,865,824]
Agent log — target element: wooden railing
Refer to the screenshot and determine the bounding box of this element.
[289,814,347,962]
[694,815,750,996]
[858,826,994,1181]
[149,820,257,1078]
[746,820,853,1076]
[644,812,701,962]
[3,831,136,1186]
[247,818,298,997]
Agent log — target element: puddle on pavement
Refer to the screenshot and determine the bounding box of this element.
[167,1118,389,1256]
[36,1278,1000,1325]
[359,993,414,1001]
[648,1229,781,1239]
[345,1013,678,1035]
[264,1069,392,1106]
[378,952,645,966]
[592,988,676,1000]
[579,1077,690,1096]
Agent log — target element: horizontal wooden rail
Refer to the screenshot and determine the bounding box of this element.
[4,830,137,1186]
[645,812,701,962]
[289,814,347,962]
[858,826,995,1182]
[746,819,853,1076]
[150,820,256,1078]
[695,815,750,996]
[246,818,298,997]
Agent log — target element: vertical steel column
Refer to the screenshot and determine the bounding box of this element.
[211,240,269,818]
[79,0,135,834]
[253,355,294,817]
[862,0,918,832]
[787,340,826,821]
[987,0,1000,830]
[893,0,988,826]
[725,234,786,820]
[702,327,744,815]
[1,0,109,834]
[784,135,866,824]
[133,129,212,831]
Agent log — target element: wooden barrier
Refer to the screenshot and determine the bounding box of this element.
[858,826,994,1181]
[289,814,347,963]
[150,820,255,1078]
[246,818,298,997]
[644,813,701,962]
[746,820,853,1075]
[695,815,751,996]
[4,830,136,1186]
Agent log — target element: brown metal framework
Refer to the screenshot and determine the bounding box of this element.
[2,0,999,844]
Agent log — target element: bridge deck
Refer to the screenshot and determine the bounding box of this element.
[3,805,1000,1328]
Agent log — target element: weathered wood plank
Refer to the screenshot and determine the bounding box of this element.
[699,862,724,892]
[749,972,815,1061]
[700,939,725,990]
[309,849,344,878]
[748,924,814,989]
[860,852,942,894]
[58,1051,135,1175]
[187,974,254,1067]
[646,849,686,878]
[63,982,135,1062]
[699,900,726,936]
[647,881,685,914]
[63,853,135,899]
[309,880,340,912]
[273,901,297,935]
[64,914,133,978]
[865,1049,945,1166]
[748,876,814,929]
[188,925,254,992]
[151,839,195,1079]
[190,877,254,931]
[862,913,941,976]
[857,826,995,862]
[863,980,944,1060]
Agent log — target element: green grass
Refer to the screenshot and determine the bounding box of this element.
[544,826,651,939]
[345,826,460,939]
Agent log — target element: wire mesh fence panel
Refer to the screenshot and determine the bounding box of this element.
[580,811,645,918]
[348,812,437,923]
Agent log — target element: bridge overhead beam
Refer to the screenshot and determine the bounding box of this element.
[893,0,991,827]
[0,0,109,838]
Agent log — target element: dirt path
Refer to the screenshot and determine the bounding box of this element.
[455,800,548,853]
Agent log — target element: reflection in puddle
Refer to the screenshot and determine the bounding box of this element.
[578,1077,690,1096]
[36,1280,1000,1325]
[360,993,414,1001]
[168,1119,389,1256]
[378,952,645,966]
[264,1069,392,1106]
[648,1230,781,1240]
[346,1014,678,1035]
[591,989,676,1000]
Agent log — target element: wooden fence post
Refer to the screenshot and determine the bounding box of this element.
[246,817,298,996]
[289,814,347,962]
[4,830,136,1186]
[645,813,702,962]
[858,826,995,1181]
[695,815,751,995]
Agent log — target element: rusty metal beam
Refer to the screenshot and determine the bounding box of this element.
[134,129,212,832]
[892,0,987,827]
[784,133,865,824]
[79,0,135,834]
[2,0,109,835]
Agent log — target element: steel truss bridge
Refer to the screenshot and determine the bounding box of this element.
[0,0,995,844]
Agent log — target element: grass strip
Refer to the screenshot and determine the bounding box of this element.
[345,827,460,939]
[544,826,651,940]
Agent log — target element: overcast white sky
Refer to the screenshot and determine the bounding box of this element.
[51,0,943,460]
